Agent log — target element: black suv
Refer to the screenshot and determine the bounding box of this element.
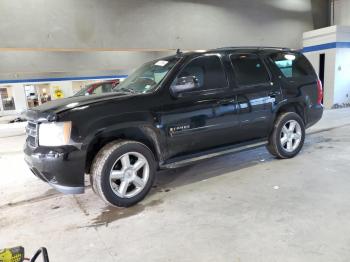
[24,47,323,207]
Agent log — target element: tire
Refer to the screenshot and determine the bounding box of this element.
[267,112,305,159]
[91,140,156,207]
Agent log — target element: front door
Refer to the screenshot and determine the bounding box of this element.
[229,53,282,141]
[159,54,240,159]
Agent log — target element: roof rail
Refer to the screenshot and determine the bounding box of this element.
[212,46,292,51]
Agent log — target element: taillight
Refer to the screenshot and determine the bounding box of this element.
[317,79,323,105]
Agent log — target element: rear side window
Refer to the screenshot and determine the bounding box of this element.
[230,54,270,86]
[177,55,227,90]
[270,52,315,78]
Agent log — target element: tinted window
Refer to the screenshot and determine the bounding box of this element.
[92,83,113,95]
[230,54,270,86]
[271,52,315,78]
[176,55,227,91]
[115,57,179,94]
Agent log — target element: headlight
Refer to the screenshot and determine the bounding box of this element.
[39,121,72,146]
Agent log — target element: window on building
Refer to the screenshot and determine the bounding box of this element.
[0,86,16,111]
[230,54,270,86]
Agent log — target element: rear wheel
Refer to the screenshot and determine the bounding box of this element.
[91,140,156,207]
[267,112,305,159]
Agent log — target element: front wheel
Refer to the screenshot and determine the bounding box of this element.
[267,112,305,159]
[91,140,156,207]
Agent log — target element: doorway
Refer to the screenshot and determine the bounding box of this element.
[319,53,325,104]
[25,84,52,109]
[0,86,16,111]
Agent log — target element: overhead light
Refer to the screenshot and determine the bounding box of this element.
[268,0,311,12]
[285,54,296,60]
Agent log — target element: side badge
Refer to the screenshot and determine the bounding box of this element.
[169,125,190,135]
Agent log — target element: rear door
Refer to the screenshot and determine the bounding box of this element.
[229,53,282,141]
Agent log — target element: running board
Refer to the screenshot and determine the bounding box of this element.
[160,139,267,169]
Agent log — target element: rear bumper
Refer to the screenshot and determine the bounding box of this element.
[24,143,86,194]
[306,104,323,128]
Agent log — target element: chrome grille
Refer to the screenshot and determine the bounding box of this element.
[26,121,38,147]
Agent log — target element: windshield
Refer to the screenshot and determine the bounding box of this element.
[113,57,179,94]
[74,81,117,97]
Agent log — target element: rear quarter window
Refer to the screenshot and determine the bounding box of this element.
[270,52,315,79]
[230,54,270,86]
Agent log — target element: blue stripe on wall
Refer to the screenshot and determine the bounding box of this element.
[303,42,350,53]
[336,42,350,48]
[0,74,128,84]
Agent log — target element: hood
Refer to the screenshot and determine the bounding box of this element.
[25,92,131,121]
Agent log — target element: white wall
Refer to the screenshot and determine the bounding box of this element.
[303,25,350,108]
[49,81,74,100]
[334,0,350,26]
[304,49,337,108]
[334,48,350,105]
[303,26,338,108]
[11,83,28,113]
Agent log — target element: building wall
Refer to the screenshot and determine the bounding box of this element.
[0,0,321,84]
[304,49,336,108]
[303,25,350,109]
[0,0,314,50]
[0,51,167,82]
[48,81,74,100]
[334,48,350,106]
[334,0,350,26]
[12,84,27,113]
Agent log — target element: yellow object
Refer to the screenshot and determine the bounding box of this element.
[0,247,24,262]
[53,86,64,99]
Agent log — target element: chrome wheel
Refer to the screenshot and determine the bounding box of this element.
[280,120,302,153]
[109,152,150,198]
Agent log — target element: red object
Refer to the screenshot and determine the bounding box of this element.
[86,79,120,94]
[317,79,323,105]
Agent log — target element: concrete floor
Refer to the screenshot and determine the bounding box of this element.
[1,109,350,262]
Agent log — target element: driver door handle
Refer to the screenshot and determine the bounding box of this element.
[217,98,235,105]
[268,91,281,98]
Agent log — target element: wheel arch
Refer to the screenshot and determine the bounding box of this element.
[83,125,164,174]
[274,100,307,125]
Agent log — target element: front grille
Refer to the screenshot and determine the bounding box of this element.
[26,121,38,147]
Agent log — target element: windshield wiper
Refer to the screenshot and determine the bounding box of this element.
[116,87,137,94]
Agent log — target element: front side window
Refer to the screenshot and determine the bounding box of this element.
[114,57,179,94]
[174,55,227,91]
[270,52,314,78]
[230,54,270,86]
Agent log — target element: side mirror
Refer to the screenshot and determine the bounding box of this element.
[171,76,199,94]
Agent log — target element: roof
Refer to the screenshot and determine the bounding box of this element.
[159,46,297,62]
[211,46,292,52]
[169,46,296,58]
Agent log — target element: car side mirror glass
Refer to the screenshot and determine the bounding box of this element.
[171,76,199,94]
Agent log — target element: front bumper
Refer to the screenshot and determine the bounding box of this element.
[24,143,86,194]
